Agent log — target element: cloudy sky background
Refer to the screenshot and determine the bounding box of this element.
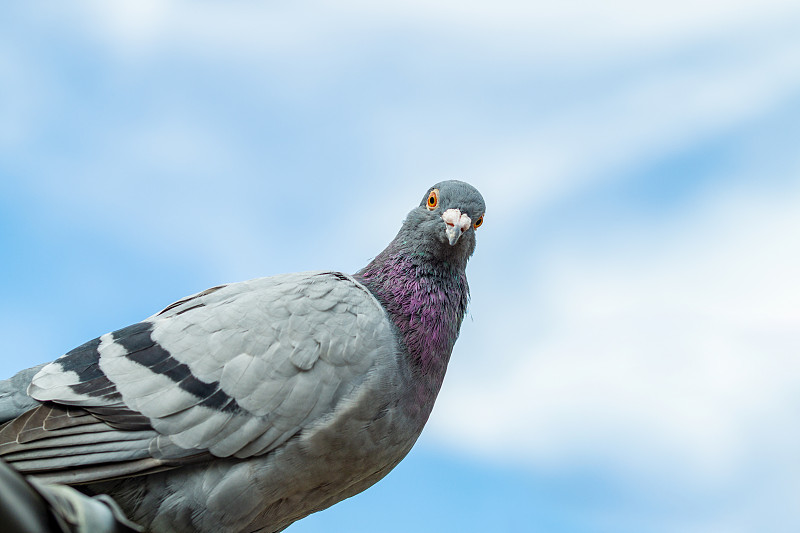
[2,2,800,531]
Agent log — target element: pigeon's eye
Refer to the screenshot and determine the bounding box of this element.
[473,215,484,230]
[426,189,439,211]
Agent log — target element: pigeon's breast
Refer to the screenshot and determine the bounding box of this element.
[242,331,423,531]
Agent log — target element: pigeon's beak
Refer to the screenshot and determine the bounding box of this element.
[441,208,472,246]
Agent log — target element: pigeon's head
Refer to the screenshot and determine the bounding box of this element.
[403,180,485,263]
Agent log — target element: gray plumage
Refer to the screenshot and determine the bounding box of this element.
[0,180,486,532]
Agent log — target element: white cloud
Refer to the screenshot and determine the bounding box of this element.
[367,21,800,226]
[55,0,800,64]
[431,179,800,493]
[8,1,800,235]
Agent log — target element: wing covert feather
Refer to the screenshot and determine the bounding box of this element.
[3,271,395,482]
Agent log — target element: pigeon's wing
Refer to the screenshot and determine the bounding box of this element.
[0,271,394,484]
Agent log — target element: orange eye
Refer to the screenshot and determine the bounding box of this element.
[473,214,484,229]
[426,189,439,210]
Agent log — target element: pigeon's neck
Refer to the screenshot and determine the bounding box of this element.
[355,247,469,379]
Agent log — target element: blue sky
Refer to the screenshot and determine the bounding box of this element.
[2,2,800,531]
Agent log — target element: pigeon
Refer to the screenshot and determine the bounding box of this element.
[0,180,486,533]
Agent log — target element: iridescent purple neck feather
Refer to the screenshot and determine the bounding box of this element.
[356,246,469,375]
